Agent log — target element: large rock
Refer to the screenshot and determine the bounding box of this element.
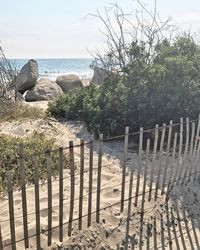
[16,59,39,93]
[25,78,63,102]
[56,74,83,93]
[0,84,24,101]
[90,67,110,85]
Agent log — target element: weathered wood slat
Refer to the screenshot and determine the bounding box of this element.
[193,114,200,156]
[58,147,64,242]
[6,169,16,250]
[182,118,190,183]
[155,123,166,200]
[124,169,134,250]
[46,150,52,246]
[120,127,129,212]
[79,140,84,230]
[68,141,75,236]
[96,134,103,223]
[88,139,93,227]
[166,132,177,199]
[141,139,150,212]
[153,218,157,250]
[34,157,41,250]
[134,127,143,207]
[161,120,173,195]
[148,124,159,201]
[19,144,29,249]
[0,224,3,250]
[177,118,184,182]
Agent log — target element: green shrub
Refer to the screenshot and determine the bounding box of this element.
[0,133,69,192]
[47,36,200,137]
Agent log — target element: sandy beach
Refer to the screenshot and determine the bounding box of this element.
[0,102,199,249]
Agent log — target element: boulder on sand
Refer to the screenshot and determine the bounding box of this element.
[16,59,39,94]
[25,78,63,102]
[56,74,83,93]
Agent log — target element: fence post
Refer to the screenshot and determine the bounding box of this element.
[88,138,93,227]
[34,157,41,250]
[18,144,29,249]
[161,120,173,195]
[124,169,134,250]
[148,124,159,201]
[155,123,166,200]
[121,127,129,213]
[58,147,64,242]
[6,168,16,250]
[134,127,143,207]
[68,141,75,236]
[79,140,84,230]
[46,149,52,246]
[96,134,103,223]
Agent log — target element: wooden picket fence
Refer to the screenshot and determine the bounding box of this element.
[0,116,200,249]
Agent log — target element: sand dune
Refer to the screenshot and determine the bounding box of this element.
[0,102,200,249]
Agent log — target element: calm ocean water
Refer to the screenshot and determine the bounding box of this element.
[11,58,93,80]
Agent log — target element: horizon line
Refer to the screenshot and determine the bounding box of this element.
[8,57,93,60]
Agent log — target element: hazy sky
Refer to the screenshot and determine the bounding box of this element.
[0,0,200,58]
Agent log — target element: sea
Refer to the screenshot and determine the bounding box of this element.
[11,58,94,80]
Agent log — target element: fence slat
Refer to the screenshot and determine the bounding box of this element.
[79,140,84,230]
[153,218,157,250]
[68,141,75,236]
[6,169,16,250]
[148,124,159,201]
[96,134,103,223]
[184,118,190,160]
[161,120,173,195]
[177,118,183,182]
[166,132,177,199]
[155,123,166,200]
[19,144,29,249]
[182,118,190,183]
[190,122,195,156]
[88,139,93,227]
[194,140,200,181]
[124,169,134,250]
[193,114,200,155]
[46,150,52,246]
[0,224,3,250]
[141,139,150,212]
[58,147,64,242]
[134,127,143,207]
[34,157,41,250]
[188,122,195,182]
[121,127,129,212]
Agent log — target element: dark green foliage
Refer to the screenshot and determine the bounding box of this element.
[0,133,69,192]
[47,35,200,136]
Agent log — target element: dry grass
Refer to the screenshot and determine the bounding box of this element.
[0,101,44,123]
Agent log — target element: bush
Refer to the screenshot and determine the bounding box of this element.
[0,101,44,123]
[0,133,69,192]
[47,35,200,137]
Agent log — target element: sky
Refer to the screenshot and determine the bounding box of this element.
[0,0,200,59]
